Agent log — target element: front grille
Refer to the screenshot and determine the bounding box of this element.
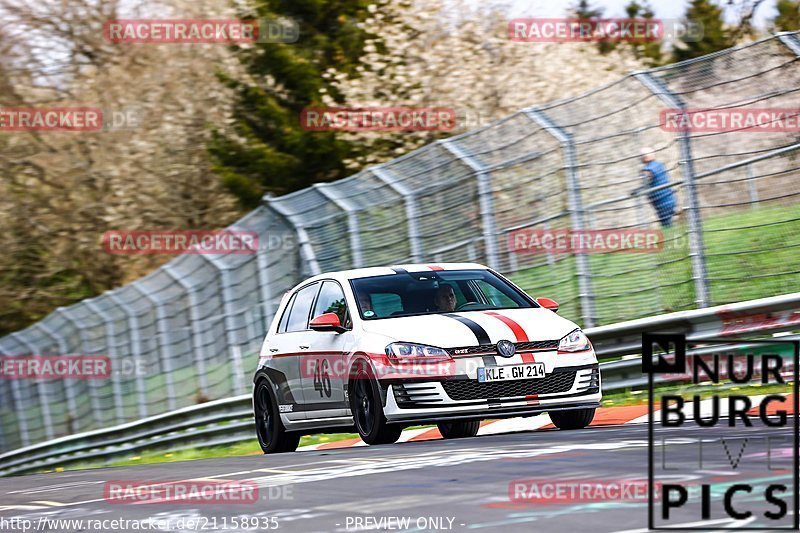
[446,344,494,356]
[442,371,576,400]
[516,340,559,352]
[393,383,443,407]
[446,339,559,356]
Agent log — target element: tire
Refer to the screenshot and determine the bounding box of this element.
[549,408,596,430]
[437,420,480,439]
[254,380,300,453]
[349,363,402,445]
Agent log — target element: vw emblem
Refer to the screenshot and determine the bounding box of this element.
[496,339,516,358]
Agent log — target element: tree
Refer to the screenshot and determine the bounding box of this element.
[624,0,663,66]
[773,0,800,30]
[208,0,375,207]
[672,0,734,62]
[570,0,603,19]
[0,0,241,335]
[328,0,645,171]
[568,0,616,55]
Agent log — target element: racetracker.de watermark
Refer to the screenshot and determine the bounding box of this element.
[102,230,259,255]
[300,107,456,132]
[508,18,703,43]
[0,107,142,131]
[508,229,664,254]
[508,479,661,504]
[103,480,275,504]
[0,355,110,379]
[103,18,299,43]
[660,108,800,133]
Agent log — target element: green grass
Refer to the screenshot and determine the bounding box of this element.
[509,203,800,326]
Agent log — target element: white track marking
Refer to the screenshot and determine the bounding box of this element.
[478,415,553,435]
[614,516,755,533]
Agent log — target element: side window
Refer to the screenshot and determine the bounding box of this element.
[371,293,403,318]
[286,283,319,332]
[277,293,296,333]
[312,281,347,326]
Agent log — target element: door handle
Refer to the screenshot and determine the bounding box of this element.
[299,345,310,349]
[269,348,279,352]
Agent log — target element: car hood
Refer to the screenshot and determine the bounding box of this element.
[359,308,578,348]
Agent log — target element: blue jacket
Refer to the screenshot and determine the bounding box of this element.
[643,160,676,210]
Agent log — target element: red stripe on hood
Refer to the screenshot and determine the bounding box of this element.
[483,311,529,342]
[484,311,535,362]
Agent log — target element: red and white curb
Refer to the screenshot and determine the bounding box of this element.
[299,395,794,451]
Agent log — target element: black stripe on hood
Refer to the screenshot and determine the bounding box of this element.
[443,313,492,345]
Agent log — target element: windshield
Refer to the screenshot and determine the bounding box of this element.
[350,269,536,320]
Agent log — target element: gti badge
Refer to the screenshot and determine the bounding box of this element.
[496,339,516,358]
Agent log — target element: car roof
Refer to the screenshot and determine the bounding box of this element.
[293,263,491,288]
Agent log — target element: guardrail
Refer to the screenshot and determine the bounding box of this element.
[1,291,798,477]
[586,291,800,360]
[0,395,253,477]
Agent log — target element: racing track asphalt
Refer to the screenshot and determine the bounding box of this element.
[0,417,795,533]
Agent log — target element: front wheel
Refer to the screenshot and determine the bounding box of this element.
[254,380,300,453]
[549,408,596,430]
[349,363,402,445]
[437,420,480,439]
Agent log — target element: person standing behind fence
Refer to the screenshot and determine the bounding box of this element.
[636,147,677,228]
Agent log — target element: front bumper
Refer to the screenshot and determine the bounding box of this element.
[382,363,601,424]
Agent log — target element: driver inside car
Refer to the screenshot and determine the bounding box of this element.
[432,284,457,312]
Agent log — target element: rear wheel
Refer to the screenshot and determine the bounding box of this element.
[349,363,402,445]
[549,408,595,430]
[254,380,300,453]
[437,420,480,439]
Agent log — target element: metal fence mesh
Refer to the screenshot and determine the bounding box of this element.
[2,33,800,452]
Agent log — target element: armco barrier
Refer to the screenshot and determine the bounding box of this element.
[1,292,797,477]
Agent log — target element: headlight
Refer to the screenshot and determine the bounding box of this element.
[558,329,591,353]
[385,342,452,362]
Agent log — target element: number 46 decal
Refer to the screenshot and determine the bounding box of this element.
[313,359,332,398]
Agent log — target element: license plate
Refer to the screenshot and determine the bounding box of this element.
[477,363,546,383]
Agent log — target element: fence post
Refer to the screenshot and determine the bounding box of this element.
[164,265,209,397]
[634,71,710,308]
[35,322,80,433]
[371,166,424,262]
[83,300,125,425]
[264,196,321,277]
[9,378,30,447]
[256,237,275,331]
[441,139,500,269]
[314,183,364,268]
[56,308,106,427]
[11,333,55,441]
[203,255,245,395]
[107,292,148,419]
[131,284,178,411]
[777,32,800,56]
[525,108,597,327]
[746,163,759,206]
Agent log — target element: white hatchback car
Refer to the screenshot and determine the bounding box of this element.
[253,263,601,453]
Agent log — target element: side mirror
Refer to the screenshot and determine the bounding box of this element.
[536,297,559,313]
[310,312,347,333]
